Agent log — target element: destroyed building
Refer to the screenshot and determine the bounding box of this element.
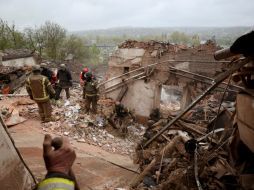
[103,40,226,119]
[0,49,38,94]
[0,34,253,190]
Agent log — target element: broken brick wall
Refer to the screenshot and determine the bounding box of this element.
[105,40,223,118]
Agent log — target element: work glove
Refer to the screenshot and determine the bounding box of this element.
[43,134,76,176]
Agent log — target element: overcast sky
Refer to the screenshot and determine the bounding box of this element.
[0,0,253,31]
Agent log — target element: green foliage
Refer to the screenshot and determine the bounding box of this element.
[0,19,26,50]
[61,35,87,61]
[24,21,66,60]
[83,32,202,46]
[40,21,66,60]
[86,44,101,65]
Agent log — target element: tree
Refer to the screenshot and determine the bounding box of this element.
[191,34,200,46]
[40,21,66,60]
[170,31,190,45]
[61,35,88,61]
[24,27,44,55]
[86,44,101,65]
[0,19,26,50]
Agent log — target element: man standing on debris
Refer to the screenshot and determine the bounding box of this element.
[83,72,98,114]
[55,64,72,100]
[40,63,53,81]
[40,63,57,89]
[26,65,55,122]
[35,134,80,190]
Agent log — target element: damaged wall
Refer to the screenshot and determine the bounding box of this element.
[105,40,222,118]
[0,119,35,190]
[2,57,37,68]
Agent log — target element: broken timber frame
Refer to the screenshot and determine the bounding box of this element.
[143,58,250,148]
[99,59,229,94]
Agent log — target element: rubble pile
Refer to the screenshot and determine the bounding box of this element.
[1,79,145,155]
[118,40,219,55]
[183,94,228,124]
[118,40,184,55]
[131,98,241,189]
[10,87,145,155]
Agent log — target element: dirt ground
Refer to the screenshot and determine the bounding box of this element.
[2,97,138,190]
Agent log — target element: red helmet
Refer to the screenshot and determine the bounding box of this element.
[83,67,89,73]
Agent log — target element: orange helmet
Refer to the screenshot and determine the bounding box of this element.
[83,67,89,73]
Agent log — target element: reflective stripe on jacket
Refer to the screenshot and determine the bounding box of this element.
[26,74,55,102]
[37,177,74,190]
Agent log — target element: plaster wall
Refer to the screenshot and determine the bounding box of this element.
[2,57,37,67]
[121,80,157,117]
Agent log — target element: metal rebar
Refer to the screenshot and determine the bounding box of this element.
[168,71,238,93]
[143,58,249,148]
[168,66,243,91]
[98,63,158,87]
[103,75,146,94]
[99,58,229,88]
[101,72,145,93]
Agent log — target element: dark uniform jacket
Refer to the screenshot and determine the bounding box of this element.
[57,68,72,88]
[84,80,98,97]
[115,104,129,118]
[26,74,55,103]
[41,67,53,81]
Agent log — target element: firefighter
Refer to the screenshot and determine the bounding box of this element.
[35,134,80,190]
[26,65,55,122]
[109,101,135,136]
[40,63,57,93]
[80,67,89,99]
[55,64,72,100]
[40,63,54,81]
[114,101,130,118]
[83,72,98,114]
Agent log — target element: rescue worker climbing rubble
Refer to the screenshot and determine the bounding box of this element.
[83,72,98,114]
[26,65,55,123]
[35,134,80,190]
[108,101,135,136]
[55,64,72,100]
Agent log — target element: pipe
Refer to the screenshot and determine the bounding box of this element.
[214,48,238,60]
[143,58,249,148]
[99,59,229,88]
[98,63,158,87]
[168,66,243,91]
[168,71,238,93]
[101,72,145,93]
[103,75,146,94]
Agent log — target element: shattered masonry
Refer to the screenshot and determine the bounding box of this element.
[104,40,224,119]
